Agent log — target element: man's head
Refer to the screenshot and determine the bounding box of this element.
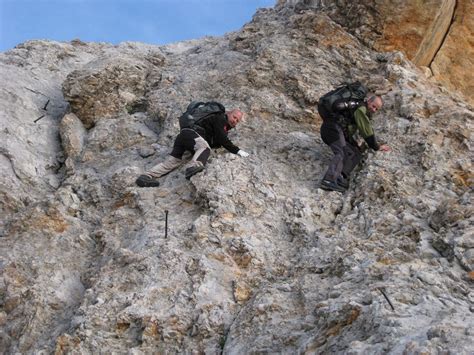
[227,109,244,127]
[367,95,383,114]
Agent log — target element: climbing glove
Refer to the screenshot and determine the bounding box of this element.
[237,150,249,157]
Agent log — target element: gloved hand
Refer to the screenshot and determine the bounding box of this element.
[237,150,249,157]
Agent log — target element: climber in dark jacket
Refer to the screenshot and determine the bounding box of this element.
[318,94,390,193]
[193,110,242,154]
[136,109,249,187]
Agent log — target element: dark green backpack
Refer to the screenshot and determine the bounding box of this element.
[179,101,225,129]
[319,81,368,112]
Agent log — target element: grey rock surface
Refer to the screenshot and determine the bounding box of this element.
[1,4,473,355]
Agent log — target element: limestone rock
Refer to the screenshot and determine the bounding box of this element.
[62,55,154,128]
[282,0,473,104]
[430,0,474,104]
[59,112,86,160]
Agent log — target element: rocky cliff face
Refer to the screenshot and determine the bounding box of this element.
[1,3,473,354]
[281,0,473,105]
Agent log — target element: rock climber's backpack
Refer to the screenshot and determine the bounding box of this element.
[179,101,226,129]
[319,81,368,113]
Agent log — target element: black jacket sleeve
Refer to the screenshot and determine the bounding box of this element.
[364,135,380,151]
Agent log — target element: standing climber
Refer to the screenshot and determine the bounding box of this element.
[136,102,249,187]
[317,82,390,193]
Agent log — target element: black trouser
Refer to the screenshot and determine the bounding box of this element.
[318,104,362,182]
[147,129,211,178]
[170,128,211,165]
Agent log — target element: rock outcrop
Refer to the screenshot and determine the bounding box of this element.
[279,0,473,105]
[1,3,473,354]
[430,0,474,102]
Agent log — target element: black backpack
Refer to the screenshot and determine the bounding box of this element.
[319,81,368,112]
[179,101,225,129]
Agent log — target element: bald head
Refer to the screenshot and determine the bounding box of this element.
[367,95,383,113]
[226,109,244,127]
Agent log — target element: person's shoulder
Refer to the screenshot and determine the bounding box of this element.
[214,112,227,123]
[355,105,367,115]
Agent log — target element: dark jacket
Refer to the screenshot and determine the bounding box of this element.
[194,113,240,154]
[318,99,380,151]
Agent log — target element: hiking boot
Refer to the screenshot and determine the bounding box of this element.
[136,174,160,187]
[185,165,205,179]
[337,175,349,189]
[320,179,346,193]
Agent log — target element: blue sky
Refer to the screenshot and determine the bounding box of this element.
[0,0,276,52]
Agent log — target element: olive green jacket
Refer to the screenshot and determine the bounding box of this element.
[347,106,379,150]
